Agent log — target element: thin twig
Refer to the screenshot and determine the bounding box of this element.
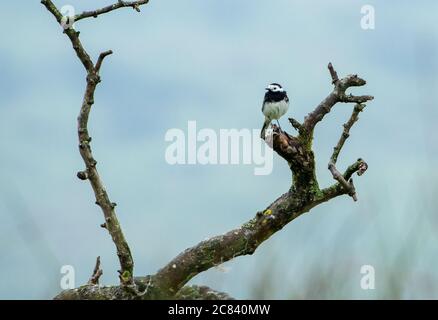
[328,103,368,201]
[328,161,357,201]
[74,0,149,22]
[328,62,339,84]
[88,256,103,285]
[331,104,365,164]
[96,50,113,73]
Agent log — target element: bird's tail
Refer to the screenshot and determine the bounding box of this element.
[260,118,271,140]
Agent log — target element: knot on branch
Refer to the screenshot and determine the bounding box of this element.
[77,170,88,180]
[86,73,100,84]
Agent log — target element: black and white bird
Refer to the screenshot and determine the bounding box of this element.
[260,83,290,139]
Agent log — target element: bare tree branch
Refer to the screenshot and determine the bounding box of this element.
[145,64,373,297]
[319,158,369,203]
[339,94,375,104]
[152,192,324,296]
[54,280,233,300]
[328,163,358,201]
[88,256,103,285]
[302,63,374,136]
[42,0,138,287]
[327,103,367,201]
[74,1,149,22]
[41,0,94,72]
[328,62,339,84]
[331,104,365,164]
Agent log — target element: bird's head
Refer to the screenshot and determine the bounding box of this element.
[266,83,284,93]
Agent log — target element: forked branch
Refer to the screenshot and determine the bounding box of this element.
[328,103,368,201]
[41,0,150,287]
[302,64,374,137]
[88,256,103,285]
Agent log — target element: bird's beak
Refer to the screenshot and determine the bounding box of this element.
[265,87,269,91]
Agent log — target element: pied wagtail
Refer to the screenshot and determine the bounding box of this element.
[260,83,290,139]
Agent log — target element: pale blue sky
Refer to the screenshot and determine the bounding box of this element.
[0,1,437,299]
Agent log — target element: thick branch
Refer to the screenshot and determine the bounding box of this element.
[175,285,234,300]
[55,282,234,300]
[74,1,149,22]
[152,188,332,296]
[147,65,370,297]
[149,86,373,296]
[152,151,369,298]
[143,65,369,297]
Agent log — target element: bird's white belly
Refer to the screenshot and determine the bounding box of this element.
[263,100,289,120]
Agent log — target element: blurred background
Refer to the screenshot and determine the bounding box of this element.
[0,0,437,299]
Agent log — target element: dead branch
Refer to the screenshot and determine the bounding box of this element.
[41,0,145,287]
[74,1,149,22]
[88,256,103,285]
[328,103,367,201]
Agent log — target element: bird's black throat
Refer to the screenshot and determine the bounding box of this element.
[264,90,289,103]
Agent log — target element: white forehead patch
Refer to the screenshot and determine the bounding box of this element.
[267,84,284,92]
